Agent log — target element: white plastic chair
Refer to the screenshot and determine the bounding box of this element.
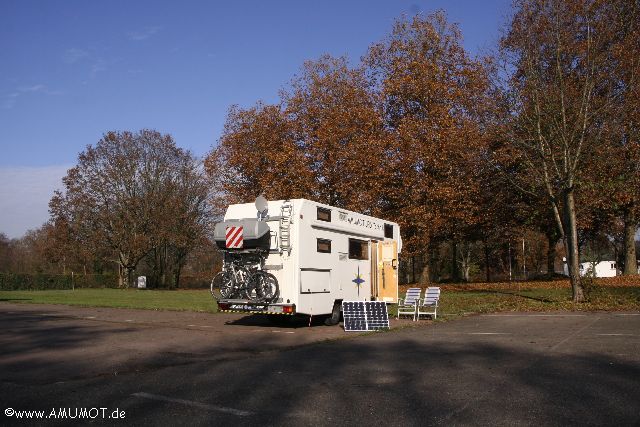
[397,287,422,321]
[416,287,440,320]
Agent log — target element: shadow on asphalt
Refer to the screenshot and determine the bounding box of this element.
[151,336,639,425]
[5,328,638,425]
[224,314,330,328]
[2,308,639,425]
[0,311,135,384]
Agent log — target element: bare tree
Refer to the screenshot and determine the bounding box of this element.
[500,0,620,301]
[50,130,210,287]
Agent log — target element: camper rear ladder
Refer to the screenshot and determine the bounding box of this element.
[279,200,293,253]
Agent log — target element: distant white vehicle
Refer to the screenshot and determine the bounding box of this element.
[212,198,402,323]
[563,260,618,278]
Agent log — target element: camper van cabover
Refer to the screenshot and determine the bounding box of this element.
[212,198,402,323]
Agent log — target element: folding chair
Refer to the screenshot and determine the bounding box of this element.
[416,287,440,320]
[397,287,422,321]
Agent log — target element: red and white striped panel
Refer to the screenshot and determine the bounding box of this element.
[225,226,244,249]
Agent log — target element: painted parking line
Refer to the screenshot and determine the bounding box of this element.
[85,316,96,319]
[125,320,133,322]
[615,313,640,316]
[467,332,511,335]
[483,314,587,317]
[596,333,636,336]
[132,392,252,416]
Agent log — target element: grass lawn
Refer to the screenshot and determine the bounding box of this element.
[0,288,218,313]
[435,287,640,318]
[1,283,638,317]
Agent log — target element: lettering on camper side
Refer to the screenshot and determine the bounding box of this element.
[338,211,383,231]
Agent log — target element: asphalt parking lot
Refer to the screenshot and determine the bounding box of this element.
[1,303,639,426]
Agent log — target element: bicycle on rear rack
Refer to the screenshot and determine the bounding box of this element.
[210,253,279,303]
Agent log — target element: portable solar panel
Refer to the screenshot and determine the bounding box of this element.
[342,301,389,331]
[365,301,390,330]
[342,301,367,331]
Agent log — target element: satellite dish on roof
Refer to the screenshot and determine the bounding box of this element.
[255,194,268,219]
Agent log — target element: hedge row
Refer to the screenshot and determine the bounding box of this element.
[0,273,119,290]
[0,273,214,290]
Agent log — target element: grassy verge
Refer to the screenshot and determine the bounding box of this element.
[0,288,217,313]
[1,283,638,317]
[438,287,640,317]
[393,283,640,320]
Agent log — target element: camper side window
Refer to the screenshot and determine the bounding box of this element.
[317,238,331,253]
[317,207,331,222]
[348,238,369,260]
[384,224,393,238]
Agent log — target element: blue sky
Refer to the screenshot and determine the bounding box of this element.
[0,0,512,237]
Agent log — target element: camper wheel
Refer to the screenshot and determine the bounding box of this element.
[324,301,342,326]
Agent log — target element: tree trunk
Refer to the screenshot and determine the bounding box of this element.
[451,240,460,282]
[174,264,182,289]
[484,238,491,282]
[563,189,585,302]
[118,264,124,288]
[546,233,556,276]
[411,256,415,283]
[623,207,638,275]
[460,242,472,282]
[161,244,168,287]
[419,252,430,284]
[123,266,133,288]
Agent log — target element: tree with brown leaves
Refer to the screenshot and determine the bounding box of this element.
[205,102,312,215]
[284,55,389,213]
[365,12,493,281]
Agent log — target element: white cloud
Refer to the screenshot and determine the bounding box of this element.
[1,92,19,109]
[90,58,107,77]
[63,48,89,64]
[18,84,46,92]
[0,165,70,238]
[127,26,161,41]
[2,85,63,109]
[63,47,111,78]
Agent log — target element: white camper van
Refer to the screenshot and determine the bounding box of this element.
[212,198,402,323]
[562,259,618,277]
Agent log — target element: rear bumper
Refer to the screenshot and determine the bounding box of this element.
[217,299,296,315]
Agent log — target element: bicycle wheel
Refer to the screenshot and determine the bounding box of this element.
[246,271,279,303]
[212,271,234,299]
